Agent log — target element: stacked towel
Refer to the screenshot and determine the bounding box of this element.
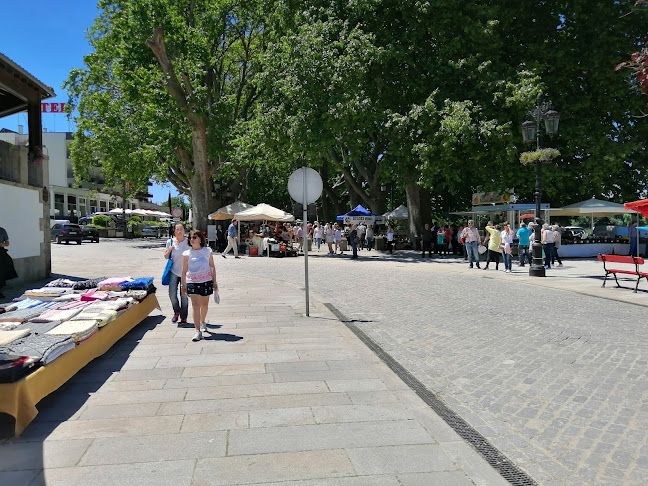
[54,293,82,302]
[23,287,70,298]
[29,308,84,323]
[0,329,32,346]
[128,290,149,301]
[55,300,93,311]
[0,333,75,365]
[47,320,98,343]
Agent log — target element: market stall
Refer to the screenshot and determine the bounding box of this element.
[0,278,159,436]
[235,204,296,257]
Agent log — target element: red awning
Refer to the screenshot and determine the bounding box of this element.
[624,199,648,218]
[520,213,535,219]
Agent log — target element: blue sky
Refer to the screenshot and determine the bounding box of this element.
[0,1,180,204]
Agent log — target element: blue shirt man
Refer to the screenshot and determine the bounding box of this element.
[516,224,533,266]
[227,222,237,238]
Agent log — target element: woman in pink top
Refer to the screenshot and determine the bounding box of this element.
[181,230,217,342]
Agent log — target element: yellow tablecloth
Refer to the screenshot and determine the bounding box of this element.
[0,294,159,436]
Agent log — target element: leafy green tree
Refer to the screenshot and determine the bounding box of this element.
[66,0,275,230]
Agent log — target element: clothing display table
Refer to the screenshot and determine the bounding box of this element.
[0,294,159,436]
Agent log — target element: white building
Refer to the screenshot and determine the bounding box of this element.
[0,128,167,221]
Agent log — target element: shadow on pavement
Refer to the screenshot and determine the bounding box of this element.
[0,314,164,444]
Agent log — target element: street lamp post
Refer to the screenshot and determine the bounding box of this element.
[521,93,560,277]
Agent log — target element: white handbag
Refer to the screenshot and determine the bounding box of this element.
[213,291,220,304]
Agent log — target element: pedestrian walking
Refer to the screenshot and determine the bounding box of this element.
[516,222,532,267]
[182,230,217,342]
[365,224,374,250]
[313,222,323,251]
[460,220,481,268]
[334,224,343,254]
[541,223,555,269]
[221,220,240,258]
[500,222,514,273]
[483,223,502,270]
[551,225,563,266]
[421,223,433,258]
[325,223,335,255]
[386,226,395,254]
[357,223,366,250]
[350,224,359,259]
[164,223,190,325]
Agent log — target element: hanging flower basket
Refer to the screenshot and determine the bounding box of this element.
[519,148,561,165]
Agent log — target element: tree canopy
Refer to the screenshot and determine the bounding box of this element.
[66,0,648,232]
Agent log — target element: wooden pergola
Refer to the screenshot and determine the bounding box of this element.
[0,52,55,165]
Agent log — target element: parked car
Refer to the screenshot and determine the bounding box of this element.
[51,223,83,244]
[141,226,164,238]
[80,225,100,243]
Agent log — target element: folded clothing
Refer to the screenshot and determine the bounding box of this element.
[0,329,32,346]
[16,320,65,334]
[55,300,94,311]
[47,319,98,342]
[119,277,154,290]
[0,322,22,331]
[44,278,77,288]
[54,293,82,302]
[80,291,110,301]
[0,333,75,365]
[29,308,83,323]
[23,287,70,298]
[72,277,107,291]
[0,355,40,383]
[128,290,149,301]
[97,277,133,291]
[0,304,54,323]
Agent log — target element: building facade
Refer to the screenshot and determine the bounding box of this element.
[0,128,167,222]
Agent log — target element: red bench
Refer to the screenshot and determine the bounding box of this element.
[597,254,648,292]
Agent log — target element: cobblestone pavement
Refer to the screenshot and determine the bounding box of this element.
[206,244,648,486]
[9,239,647,485]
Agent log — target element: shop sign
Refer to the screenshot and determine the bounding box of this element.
[343,215,382,225]
[41,102,66,113]
[472,190,514,206]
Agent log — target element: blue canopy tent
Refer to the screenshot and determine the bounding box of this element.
[337,205,382,221]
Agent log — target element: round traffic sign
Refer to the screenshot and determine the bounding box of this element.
[172,207,183,219]
[287,167,323,205]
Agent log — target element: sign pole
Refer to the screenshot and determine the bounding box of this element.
[302,167,310,316]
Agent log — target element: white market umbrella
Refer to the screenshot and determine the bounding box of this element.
[383,204,408,220]
[208,200,254,220]
[549,197,637,229]
[235,203,295,222]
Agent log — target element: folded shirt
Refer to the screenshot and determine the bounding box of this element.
[16,320,65,334]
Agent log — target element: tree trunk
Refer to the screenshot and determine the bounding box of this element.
[406,183,423,249]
